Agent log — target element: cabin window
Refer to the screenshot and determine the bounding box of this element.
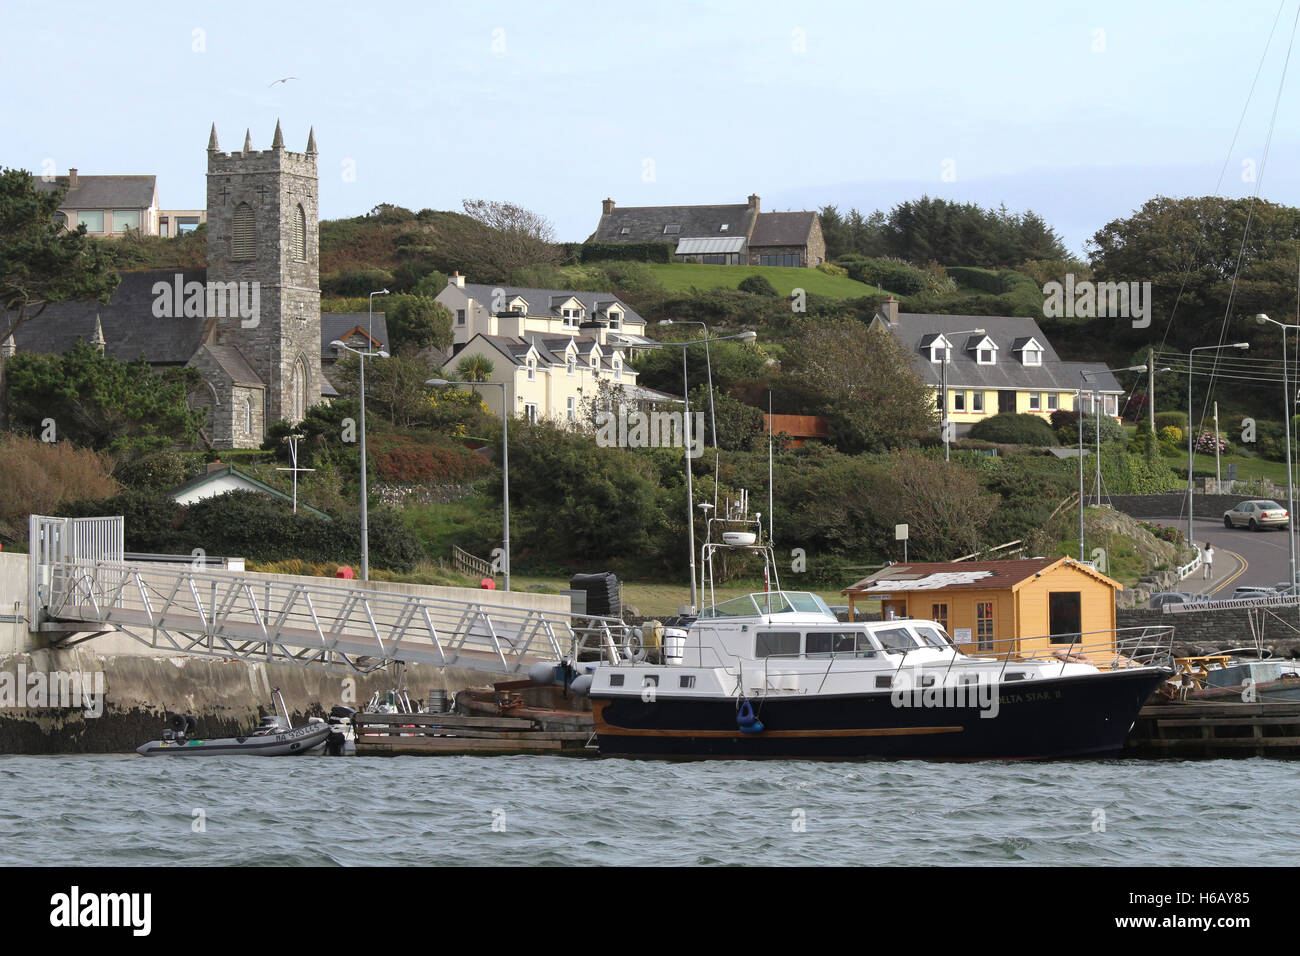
[609,674,624,687]
[874,676,892,689]
[930,603,948,631]
[913,624,951,649]
[1048,592,1083,644]
[804,631,862,657]
[755,631,801,658]
[641,675,659,688]
[875,627,919,652]
[679,675,696,689]
[976,602,995,651]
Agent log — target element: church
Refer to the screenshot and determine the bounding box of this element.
[5,122,378,449]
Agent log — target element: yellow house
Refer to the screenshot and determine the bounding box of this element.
[842,557,1122,660]
[869,297,1125,435]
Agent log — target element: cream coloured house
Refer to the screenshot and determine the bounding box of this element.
[437,276,671,425]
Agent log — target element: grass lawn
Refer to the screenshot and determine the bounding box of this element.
[641,263,886,300]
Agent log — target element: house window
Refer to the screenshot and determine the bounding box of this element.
[232,202,255,259]
[1105,395,1118,416]
[976,602,995,651]
[1028,393,1041,411]
[1047,393,1059,411]
[562,308,580,327]
[614,360,622,381]
[176,217,200,234]
[607,311,621,330]
[930,344,948,364]
[159,221,170,237]
[619,226,630,236]
[759,254,800,267]
[664,224,680,234]
[978,348,994,365]
[78,210,104,232]
[972,391,985,413]
[527,358,536,381]
[953,391,965,412]
[112,209,140,233]
[930,603,948,632]
[567,397,576,422]
[567,355,576,375]
[1024,347,1042,367]
[456,309,466,326]
[524,403,539,423]
[293,204,307,261]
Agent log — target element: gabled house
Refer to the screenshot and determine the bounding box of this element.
[590,195,826,267]
[870,297,1123,433]
[169,462,331,519]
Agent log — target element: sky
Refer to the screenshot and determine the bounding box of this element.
[5,0,1300,255]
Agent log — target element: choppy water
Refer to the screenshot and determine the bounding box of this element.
[0,756,1294,866]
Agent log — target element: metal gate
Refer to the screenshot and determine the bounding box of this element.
[28,514,124,628]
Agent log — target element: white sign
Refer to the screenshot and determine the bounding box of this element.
[954,627,973,642]
[895,523,909,541]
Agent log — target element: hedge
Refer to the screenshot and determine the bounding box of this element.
[968,413,1057,445]
[580,241,674,264]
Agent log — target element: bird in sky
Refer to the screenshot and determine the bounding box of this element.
[268,76,298,87]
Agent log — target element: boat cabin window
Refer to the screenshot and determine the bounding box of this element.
[875,627,921,652]
[804,631,877,658]
[756,631,801,658]
[609,674,624,687]
[911,624,953,649]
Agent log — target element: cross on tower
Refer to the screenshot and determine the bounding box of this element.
[255,184,269,204]
[219,183,231,203]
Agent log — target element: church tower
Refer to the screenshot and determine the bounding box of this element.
[204,120,321,424]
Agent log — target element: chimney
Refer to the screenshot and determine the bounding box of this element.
[602,198,615,215]
[747,193,760,211]
[881,295,900,328]
[68,168,79,189]
[449,270,465,289]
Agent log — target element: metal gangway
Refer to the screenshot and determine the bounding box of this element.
[28,515,630,675]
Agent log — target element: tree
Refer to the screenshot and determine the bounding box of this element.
[5,340,200,452]
[455,353,495,382]
[0,168,119,426]
[869,451,998,560]
[385,294,453,353]
[781,319,937,453]
[330,351,439,428]
[441,199,561,282]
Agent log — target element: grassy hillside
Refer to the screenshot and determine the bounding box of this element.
[636,262,884,299]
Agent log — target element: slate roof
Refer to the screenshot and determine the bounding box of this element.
[37,174,157,210]
[201,345,262,386]
[878,311,1122,393]
[6,269,208,363]
[749,211,817,247]
[457,283,644,325]
[591,203,757,244]
[843,556,1119,594]
[322,312,389,355]
[466,333,623,369]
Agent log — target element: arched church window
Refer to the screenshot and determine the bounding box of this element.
[293,204,307,261]
[232,202,255,260]
[243,397,253,435]
[290,357,308,423]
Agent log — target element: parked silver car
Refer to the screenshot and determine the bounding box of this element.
[1223,499,1290,531]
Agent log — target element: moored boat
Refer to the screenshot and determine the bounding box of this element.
[136,689,333,756]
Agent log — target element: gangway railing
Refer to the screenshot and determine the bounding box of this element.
[41,559,631,675]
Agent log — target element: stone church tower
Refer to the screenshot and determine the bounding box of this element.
[203,120,321,427]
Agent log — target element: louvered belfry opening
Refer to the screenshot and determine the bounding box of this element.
[232,202,255,259]
[293,204,306,261]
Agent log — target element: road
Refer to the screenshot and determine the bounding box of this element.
[1146,514,1298,596]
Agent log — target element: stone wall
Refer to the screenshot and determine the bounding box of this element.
[1118,604,1300,657]
[1108,492,1252,520]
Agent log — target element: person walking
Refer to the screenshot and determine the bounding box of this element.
[1203,542,1215,581]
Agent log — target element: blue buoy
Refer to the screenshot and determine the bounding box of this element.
[737,699,765,734]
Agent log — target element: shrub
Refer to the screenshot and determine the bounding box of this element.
[1159,425,1183,444]
[968,413,1057,446]
[112,448,188,492]
[1154,411,1188,430]
[321,267,395,297]
[596,260,663,293]
[816,261,848,277]
[369,433,492,483]
[580,241,674,264]
[738,274,778,296]
[0,435,120,542]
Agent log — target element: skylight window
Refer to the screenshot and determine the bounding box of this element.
[620,226,630,235]
[719,223,729,232]
[664,224,680,234]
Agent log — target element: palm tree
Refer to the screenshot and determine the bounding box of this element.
[455,354,494,382]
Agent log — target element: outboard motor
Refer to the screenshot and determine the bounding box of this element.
[326,705,357,756]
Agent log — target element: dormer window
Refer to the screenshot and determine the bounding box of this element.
[929,340,950,364]
[527,357,536,381]
[978,349,994,365]
[614,358,622,381]
[567,355,576,375]
[969,335,998,366]
[607,310,621,331]
[1023,346,1042,367]
[663,224,680,235]
[562,308,581,328]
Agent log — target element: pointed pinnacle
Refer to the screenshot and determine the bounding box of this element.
[243,129,252,153]
[207,123,220,151]
[305,126,317,155]
[271,118,284,149]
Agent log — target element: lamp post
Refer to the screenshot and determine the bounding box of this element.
[1255,314,1296,585]
[937,328,985,461]
[427,378,511,591]
[368,288,389,344]
[1185,343,1249,556]
[332,340,391,580]
[648,329,758,610]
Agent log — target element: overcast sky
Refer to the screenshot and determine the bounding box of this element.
[5,0,1300,255]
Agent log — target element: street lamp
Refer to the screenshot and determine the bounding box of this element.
[936,328,985,461]
[646,329,758,610]
[332,340,390,580]
[1078,364,1146,559]
[369,288,389,344]
[427,377,511,591]
[1256,313,1296,585]
[1186,342,1249,557]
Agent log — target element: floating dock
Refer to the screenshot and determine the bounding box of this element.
[1126,699,1300,757]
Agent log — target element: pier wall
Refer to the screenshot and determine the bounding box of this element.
[1118,605,1300,656]
[0,552,564,753]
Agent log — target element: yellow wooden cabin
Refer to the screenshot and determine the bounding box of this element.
[841,557,1123,660]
